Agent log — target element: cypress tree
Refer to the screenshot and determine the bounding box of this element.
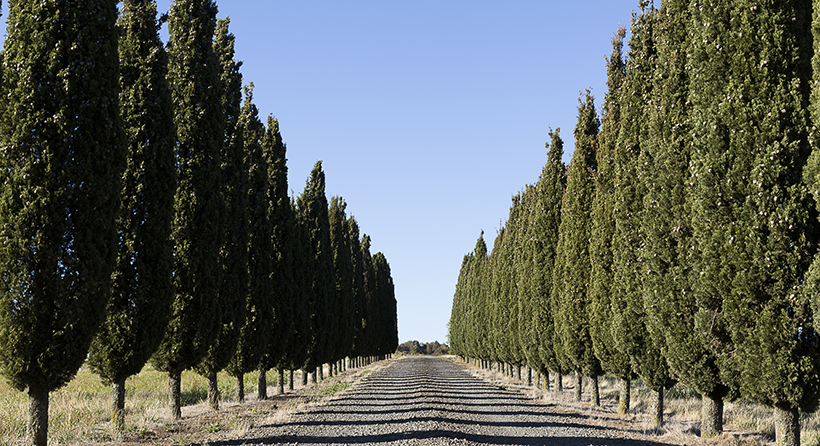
[554,91,602,404]
[372,252,399,355]
[612,4,677,427]
[360,234,378,359]
[151,0,225,420]
[329,197,357,365]
[536,129,567,390]
[0,1,125,444]
[194,15,248,412]
[491,195,524,372]
[226,86,271,402]
[689,1,818,443]
[296,161,337,375]
[348,216,367,363]
[642,0,691,429]
[517,185,542,376]
[87,0,176,432]
[589,26,634,415]
[257,116,298,397]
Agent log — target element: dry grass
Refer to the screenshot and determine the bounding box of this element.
[456,360,820,446]
[0,359,390,445]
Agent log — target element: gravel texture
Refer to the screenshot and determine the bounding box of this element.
[207,356,679,446]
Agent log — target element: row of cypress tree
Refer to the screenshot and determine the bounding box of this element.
[0,1,398,445]
[450,1,820,445]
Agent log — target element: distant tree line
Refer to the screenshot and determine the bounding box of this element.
[0,1,398,445]
[449,2,820,445]
[397,340,451,356]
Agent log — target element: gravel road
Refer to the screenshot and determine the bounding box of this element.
[208,356,678,446]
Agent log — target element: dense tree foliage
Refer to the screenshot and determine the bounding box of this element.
[150,0,225,421]
[0,1,125,444]
[0,2,397,442]
[87,0,176,432]
[449,2,820,443]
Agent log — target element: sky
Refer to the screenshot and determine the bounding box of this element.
[158,0,641,344]
[3,1,642,344]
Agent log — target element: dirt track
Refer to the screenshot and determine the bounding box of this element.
[203,356,678,446]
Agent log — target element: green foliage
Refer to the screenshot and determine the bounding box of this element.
[397,340,450,356]
[88,0,176,387]
[554,90,601,379]
[296,162,338,370]
[589,27,631,381]
[329,197,357,362]
[690,0,819,413]
[227,87,275,379]
[0,0,124,393]
[152,0,225,379]
[195,15,247,386]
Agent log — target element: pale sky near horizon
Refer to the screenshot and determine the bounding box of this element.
[2,0,642,345]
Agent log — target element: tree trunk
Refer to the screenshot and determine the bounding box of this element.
[555,373,563,393]
[574,374,582,401]
[169,372,182,420]
[257,366,268,400]
[651,387,664,429]
[701,393,723,438]
[516,365,522,381]
[774,406,800,446]
[289,370,294,390]
[236,374,245,403]
[207,370,219,410]
[527,367,533,386]
[301,369,308,386]
[277,367,285,395]
[543,371,550,391]
[29,383,49,446]
[317,365,322,381]
[591,375,600,406]
[618,378,630,415]
[112,379,126,433]
[311,370,318,384]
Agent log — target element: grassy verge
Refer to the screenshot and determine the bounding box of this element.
[0,364,282,445]
[460,359,820,446]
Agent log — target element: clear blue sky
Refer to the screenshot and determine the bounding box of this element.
[3,1,641,344]
[157,0,640,344]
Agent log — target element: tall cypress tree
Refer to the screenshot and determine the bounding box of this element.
[0,1,124,444]
[348,216,367,363]
[641,0,690,429]
[329,197,356,367]
[194,15,247,412]
[151,0,225,420]
[296,161,337,375]
[689,1,818,443]
[517,184,542,378]
[226,86,271,402]
[589,27,634,415]
[264,116,298,388]
[536,129,567,389]
[372,252,399,356]
[555,91,602,404]
[612,4,677,427]
[87,0,176,432]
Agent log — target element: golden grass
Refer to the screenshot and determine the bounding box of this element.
[0,364,284,445]
[457,361,820,446]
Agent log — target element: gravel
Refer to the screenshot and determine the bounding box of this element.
[204,356,679,446]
